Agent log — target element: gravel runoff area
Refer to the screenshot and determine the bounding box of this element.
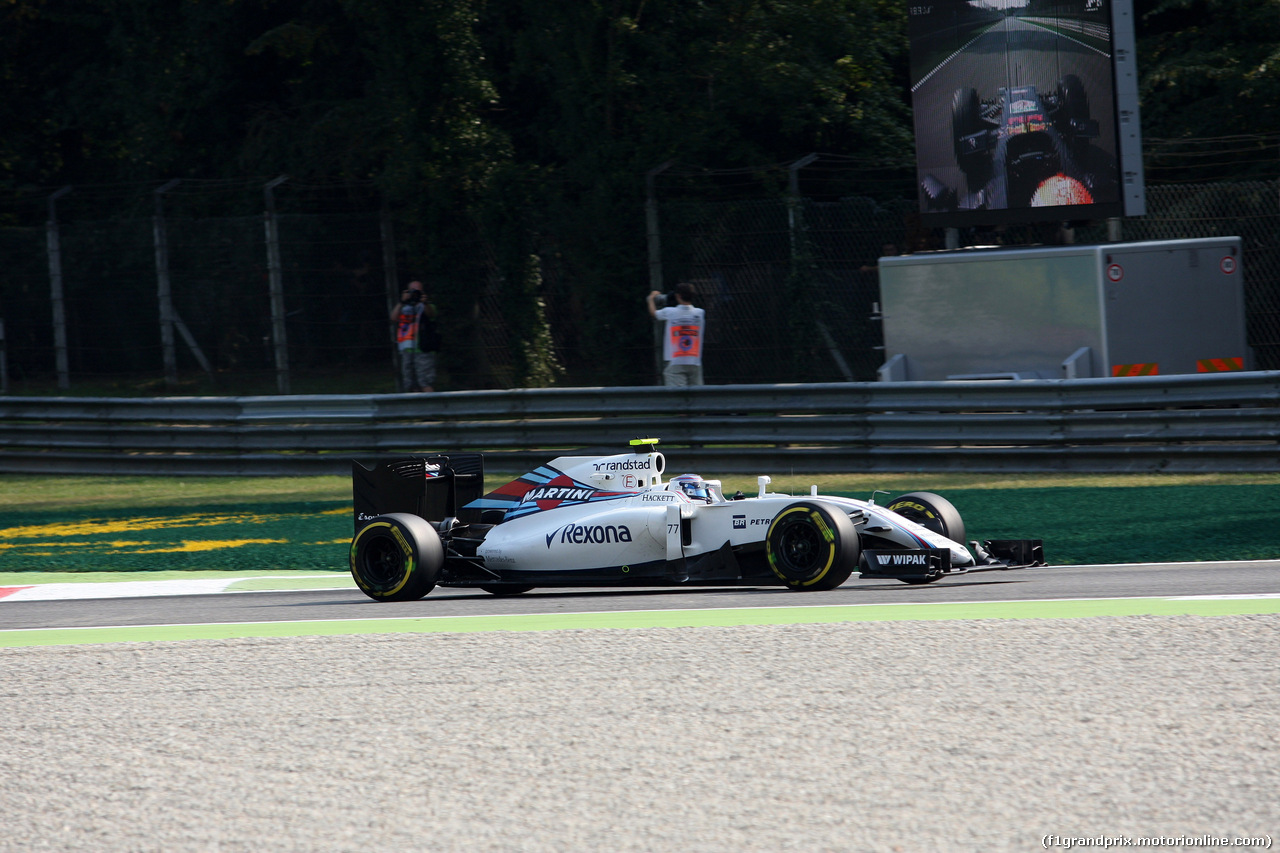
[2,616,1278,853]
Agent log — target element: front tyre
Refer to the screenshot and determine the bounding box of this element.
[350,513,443,602]
[1056,74,1089,126]
[886,492,965,586]
[886,491,966,545]
[952,87,988,182]
[765,501,860,591]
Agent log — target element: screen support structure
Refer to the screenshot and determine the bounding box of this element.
[1111,0,1145,217]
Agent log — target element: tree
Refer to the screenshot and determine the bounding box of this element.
[472,0,915,383]
[1137,0,1280,180]
[3,1,1084,387]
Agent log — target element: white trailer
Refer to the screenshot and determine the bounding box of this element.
[877,237,1248,381]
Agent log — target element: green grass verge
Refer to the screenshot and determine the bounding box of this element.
[2,473,1278,573]
[6,598,1280,648]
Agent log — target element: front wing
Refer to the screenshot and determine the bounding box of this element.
[859,539,1045,583]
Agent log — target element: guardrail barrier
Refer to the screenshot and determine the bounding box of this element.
[2,372,1278,475]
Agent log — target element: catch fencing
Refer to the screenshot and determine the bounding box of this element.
[658,178,1280,383]
[1,174,1277,393]
[2,372,1277,476]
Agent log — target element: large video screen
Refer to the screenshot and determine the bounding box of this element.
[909,0,1134,227]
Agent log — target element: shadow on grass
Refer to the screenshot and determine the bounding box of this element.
[4,485,1278,573]
[0,500,351,572]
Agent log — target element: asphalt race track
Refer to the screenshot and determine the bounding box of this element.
[5,560,1280,633]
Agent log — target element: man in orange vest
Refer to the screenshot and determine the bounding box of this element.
[391,280,439,392]
[647,281,706,386]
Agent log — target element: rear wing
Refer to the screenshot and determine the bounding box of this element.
[352,453,486,532]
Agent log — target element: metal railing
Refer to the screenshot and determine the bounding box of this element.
[2,372,1278,476]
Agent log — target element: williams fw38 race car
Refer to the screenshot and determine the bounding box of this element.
[348,440,1045,602]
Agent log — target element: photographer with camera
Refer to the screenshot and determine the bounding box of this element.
[647,281,706,386]
[390,280,439,392]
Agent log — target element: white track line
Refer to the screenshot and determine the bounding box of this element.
[0,575,342,602]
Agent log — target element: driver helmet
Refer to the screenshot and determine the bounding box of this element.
[671,473,713,503]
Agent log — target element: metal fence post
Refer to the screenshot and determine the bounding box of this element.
[646,161,672,383]
[46,186,73,391]
[786,154,817,258]
[0,319,8,395]
[153,180,181,388]
[788,155,852,381]
[380,199,401,388]
[264,175,290,395]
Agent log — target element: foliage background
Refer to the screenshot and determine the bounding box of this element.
[1,0,1277,390]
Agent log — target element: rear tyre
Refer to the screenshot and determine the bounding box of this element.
[765,501,860,591]
[885,491,966,544]
[350,513,443,602]
[479,584,535,596]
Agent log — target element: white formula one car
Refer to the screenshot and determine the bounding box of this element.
[349,439,1044,602]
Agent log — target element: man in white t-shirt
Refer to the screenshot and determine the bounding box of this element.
[647,281,706,386]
